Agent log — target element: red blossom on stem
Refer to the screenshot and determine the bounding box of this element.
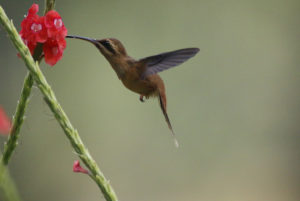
[45,10,67,39]
[19,4,47,48]
[73,160,89,175]
[28,3,39,15]
[43,38,66,66]
[19,3,67,66]
[20,15,47,43]
[0,106,11,135]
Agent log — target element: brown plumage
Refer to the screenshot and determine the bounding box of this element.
[66,35,199,147]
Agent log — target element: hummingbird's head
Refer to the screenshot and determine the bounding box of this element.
[96,38,127,58]
[66,35,127,58]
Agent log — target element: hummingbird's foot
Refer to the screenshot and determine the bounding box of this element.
[139,95,145,102]
[39,54,44,61]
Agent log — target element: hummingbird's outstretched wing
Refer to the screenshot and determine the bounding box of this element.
[139,48,199,79]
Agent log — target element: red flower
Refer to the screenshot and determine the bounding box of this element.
[20,4,47,44]
[22,38,37,55]
[43,37,66,66]
[45,10,67,39]
[73,160,89,174]
[28,3,39,15]
[0,107,11,135]
[19,3,67,66]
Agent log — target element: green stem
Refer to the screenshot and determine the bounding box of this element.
[2,73,33,165]
[0,6,119,201]
[44,0,56,14]
[1,2,56,200]
[2,0,55,165]
[0,152,21,201]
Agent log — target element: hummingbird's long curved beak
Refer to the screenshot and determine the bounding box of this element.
[66,35,112,56]
[66,35,98,44]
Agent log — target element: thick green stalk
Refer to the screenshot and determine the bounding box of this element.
[44,0,56,13]
[2,73,33,165]
[1,1,56,200]
[0,152,21,201]
[0,6,119,201]
[2,0,56,165]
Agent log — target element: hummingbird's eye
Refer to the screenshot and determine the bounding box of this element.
[99,40,116,54]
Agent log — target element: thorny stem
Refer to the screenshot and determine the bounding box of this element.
[2,73,33,165]
[2,44,43,165]
[2,0,55,166]
[0,151,21,201]
[0,5,119,201]
[1,1,56,200]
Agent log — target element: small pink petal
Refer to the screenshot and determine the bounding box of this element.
[0,106,11,135]
[73,160,89,174]
[28,4,39,16]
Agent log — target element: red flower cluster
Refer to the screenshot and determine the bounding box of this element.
[20,4,67,66]
[0,106,11,135]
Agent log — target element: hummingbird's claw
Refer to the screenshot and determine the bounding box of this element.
[139,95,145,102]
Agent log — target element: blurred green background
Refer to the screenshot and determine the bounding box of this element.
[1,0,300,200]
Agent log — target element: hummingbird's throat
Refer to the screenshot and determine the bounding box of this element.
[110,62,126,79]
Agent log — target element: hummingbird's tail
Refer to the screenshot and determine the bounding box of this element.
[158,92,179,148]
[66,35,97,44]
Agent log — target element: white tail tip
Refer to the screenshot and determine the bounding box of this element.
[174,138,179,148]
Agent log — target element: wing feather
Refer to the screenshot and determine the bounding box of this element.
[139,48,199,78]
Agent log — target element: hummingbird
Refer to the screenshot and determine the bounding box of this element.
[66,35,199,147]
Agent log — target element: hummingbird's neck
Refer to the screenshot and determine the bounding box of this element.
[108,56,132,79]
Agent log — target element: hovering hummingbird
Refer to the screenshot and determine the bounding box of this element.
[66,35,199,147]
